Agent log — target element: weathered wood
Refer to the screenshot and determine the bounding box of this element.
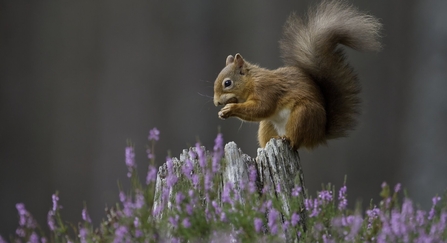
[256,139,307,241]
[153,138,307,242]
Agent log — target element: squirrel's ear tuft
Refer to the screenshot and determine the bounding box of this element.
[234,53,245,68]
[226,55,234,66]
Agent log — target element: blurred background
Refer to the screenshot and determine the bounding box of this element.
[1,0,447,237]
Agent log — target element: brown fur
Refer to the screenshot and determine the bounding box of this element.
[213,0,381,150]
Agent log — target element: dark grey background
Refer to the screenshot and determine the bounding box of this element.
[1,0,447,237]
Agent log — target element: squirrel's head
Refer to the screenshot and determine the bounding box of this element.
[213,53,251,106]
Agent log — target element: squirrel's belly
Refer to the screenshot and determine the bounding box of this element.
[268,108,291,136]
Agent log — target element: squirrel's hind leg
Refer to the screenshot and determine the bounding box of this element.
[286,103,326,150]
[258,120,278,148]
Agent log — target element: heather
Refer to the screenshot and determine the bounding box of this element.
[2,128,447,242]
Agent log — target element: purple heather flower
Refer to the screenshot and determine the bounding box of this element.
[291,213,300,226]
[212,200,222,216]
[16,203,28,227]
[318,190,333,203]
[152,205,163,217]
[381,181,388,188]
[416,210,426,226]
[390,210,405,236]
[304,198,321,217]
[125,146,136,178]
[248,165,257,182]
[394,183,401,193]
[189,190,195,201]
[162,187,170,202]
[401,198,414,220]
[265,200,273,211]
[222,183,232,204]
[146,148,154,160]
[135,191,145,209]
[191,174,199,187]
[384,197,392,209]
[212,133,224,173]
[205,207,212,221]
[366,206,380,218]
[439,212,447,229]
[346,215,363,241]
[146,165,157,184]
[52,194,59,212]
[79,227,88,243]
[333,215,364,241]
[188,150,197,160]
[239,179,246,191]
[338,185,348,210]
[134,217,140,228]
[47,210,56,231]
[176,192,185,205]
[366,206,380,229]
[135,229,143,238]
[0,235,6,243]
[122,204,133,217]
[248,181,257,194]
[276,183,281,193]
[148,127,160,141]
[322,234,335,243]
[82,208,92,223]
[169,215,179,228]
[309,199,320,217]
[292,186,301,197]
[262,185,270,195]
[428,208,436,221]
[182,218,191,228]
[220,212,227,222]
[283,220,290,231]
[204,172,213,191]
[429,196,441,220]
[212,156,221,173]
[304,198,313,211]
[15,228,25,237]
[254,218,263,233]
[268,208,279,235]
[213,133,224,155]
[314,223,324,234]
[125,146,135,167]
[167,174,178,188]
[195,143,206,168]
[119,191,134,217]
[113,225,129,243]
[185,203,193,215]
[119,191,126,203]
[182,159,193,179]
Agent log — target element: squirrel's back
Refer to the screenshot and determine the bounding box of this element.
[279,0,382,139]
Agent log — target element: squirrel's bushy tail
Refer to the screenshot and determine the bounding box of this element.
[279,0,381,139]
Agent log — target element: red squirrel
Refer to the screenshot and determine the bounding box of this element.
[213,0,381,150]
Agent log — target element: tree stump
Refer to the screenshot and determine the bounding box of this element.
[153,138,307,242]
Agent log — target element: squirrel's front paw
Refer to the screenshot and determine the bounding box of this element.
[218,104,234,120]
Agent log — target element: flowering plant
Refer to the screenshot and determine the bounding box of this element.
[2,128,447,243]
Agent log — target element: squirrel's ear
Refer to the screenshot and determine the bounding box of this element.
[226,55,234,66]
[234,53,245,68]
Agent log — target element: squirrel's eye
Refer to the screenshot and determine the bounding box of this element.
[224,80,232,88]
